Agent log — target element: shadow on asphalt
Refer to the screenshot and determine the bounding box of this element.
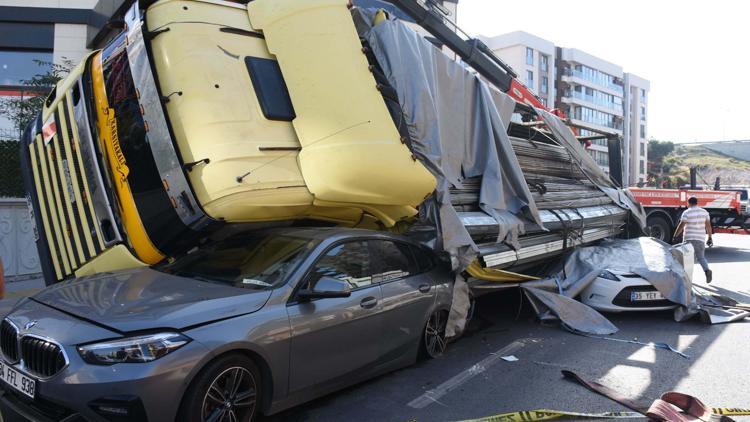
[704,245,750,264]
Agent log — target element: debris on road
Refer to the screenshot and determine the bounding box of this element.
[516,237,748,335]
[500,355,519,362]
[562,370,749,422]
[454,370,750,421]
[577,334,690,359]
[458,408,644,421]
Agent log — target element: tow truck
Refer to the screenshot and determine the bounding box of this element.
[630,170,750,241]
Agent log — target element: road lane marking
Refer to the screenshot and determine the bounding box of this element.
[407,338,541,409]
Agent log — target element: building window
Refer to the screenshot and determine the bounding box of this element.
[588,150,609,167]
[640,106,646,121]
[540,54,548,72]
[573,106,621,130]
[541,76,548,94]
[640,142,645,156]
[526,70,534,88]
[0,50,53,87]
[640,88,646,102]
[639,124,645,138]
[567,63,623,94]
[639,160,645,174]
[526,47,534,65]
[0,50,53,137]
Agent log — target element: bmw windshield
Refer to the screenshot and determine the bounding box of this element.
[159,233,317,290]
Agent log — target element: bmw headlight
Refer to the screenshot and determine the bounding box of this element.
[78,332,190,365]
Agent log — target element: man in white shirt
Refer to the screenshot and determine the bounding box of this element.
[673,197,713,283]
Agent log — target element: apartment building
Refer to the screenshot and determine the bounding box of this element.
[483,31,649,185]
[556,47,624,176]
[480,31,555,108]
[623,73,650,184]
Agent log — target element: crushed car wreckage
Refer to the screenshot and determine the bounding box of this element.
[21,0,739,340]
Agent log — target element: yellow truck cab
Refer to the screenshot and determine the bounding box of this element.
[20,0,437,284]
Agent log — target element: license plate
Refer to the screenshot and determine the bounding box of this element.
[630,291,665,302]
[0,361,36,399]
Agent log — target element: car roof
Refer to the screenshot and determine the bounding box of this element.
[221,226,420,245]
[272,227,416,244]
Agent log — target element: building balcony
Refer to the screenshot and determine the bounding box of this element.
[569,117,623,134]
[562,91,624,115]
[561,68,624,95]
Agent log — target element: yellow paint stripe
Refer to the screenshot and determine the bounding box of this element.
[46,135,79,269]
[59,95,97,257]
[28,142,63,280]
[91,52,165,264]
[35,136,71,275]
[51,126,86,265]
[66,94,106,251]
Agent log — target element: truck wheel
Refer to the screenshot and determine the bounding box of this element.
[647,215,672,242]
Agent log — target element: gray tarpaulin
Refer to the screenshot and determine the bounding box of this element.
[524,286,618,335]
[523,237,747,334]
[358,14,545,337]
[364,17,544,266]
[522,237,692,334]
[561,237,692,307]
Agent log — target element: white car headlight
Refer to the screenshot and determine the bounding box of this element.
[78,332,190,365]
[598,270,620,281]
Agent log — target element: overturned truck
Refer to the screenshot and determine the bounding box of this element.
[20,0,645,288]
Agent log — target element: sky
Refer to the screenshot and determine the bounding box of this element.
[456,0,750,143]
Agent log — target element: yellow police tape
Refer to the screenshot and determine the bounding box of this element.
[456,407,750,421]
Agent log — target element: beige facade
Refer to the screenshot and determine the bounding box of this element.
[480,30,649,183]
[480,31,555,108]
[624,73,650,185]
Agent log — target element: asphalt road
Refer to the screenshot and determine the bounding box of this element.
[265,234,750,422]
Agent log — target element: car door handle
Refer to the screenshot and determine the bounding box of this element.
[360,297,378,309]
[418,283,431,293]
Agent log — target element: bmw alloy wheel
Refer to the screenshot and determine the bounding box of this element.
[424,311,447,358]
[202,367,257,422]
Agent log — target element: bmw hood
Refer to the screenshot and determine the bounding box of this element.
[31,268,272,333]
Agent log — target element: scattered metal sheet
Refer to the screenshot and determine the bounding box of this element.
[577,333,690,359]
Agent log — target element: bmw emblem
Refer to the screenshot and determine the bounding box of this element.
[23,320,37,331]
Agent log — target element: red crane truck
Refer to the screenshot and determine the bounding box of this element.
[630,187,749,241]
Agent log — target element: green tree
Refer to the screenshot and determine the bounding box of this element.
[0,60,71,197]
[647,140,676,186]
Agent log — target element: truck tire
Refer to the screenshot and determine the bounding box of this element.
[647,215,672,242]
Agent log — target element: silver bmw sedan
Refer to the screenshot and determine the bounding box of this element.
[0,228,453,421]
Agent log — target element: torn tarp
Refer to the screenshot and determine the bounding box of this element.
[363,16,544,269]
[522,237,747,334]
[524,286,618,335]
[361,16,548,338]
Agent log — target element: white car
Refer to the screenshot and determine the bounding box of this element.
[580,269,678,313]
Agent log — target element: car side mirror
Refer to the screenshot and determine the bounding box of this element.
[297,277,352,300]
